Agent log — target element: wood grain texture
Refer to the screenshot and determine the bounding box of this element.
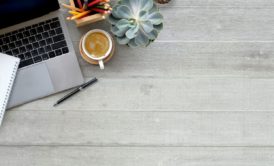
[63,7,274,42]
[1,147,274,166]
[10,78,274,111]
[74,42,274,78]
[1,111,274,146]
[165,0,274,7]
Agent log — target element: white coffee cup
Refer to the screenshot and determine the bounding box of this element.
[82,29,113,70]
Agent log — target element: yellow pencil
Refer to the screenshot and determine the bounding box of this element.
[62,3,83,12]
[71,11,91,20]
[69,10,80,16]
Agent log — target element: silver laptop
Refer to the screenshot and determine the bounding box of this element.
[0,0,84,108]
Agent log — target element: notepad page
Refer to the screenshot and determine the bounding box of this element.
[0,53,20,126]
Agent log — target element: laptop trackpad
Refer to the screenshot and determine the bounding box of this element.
[8,63,55,108]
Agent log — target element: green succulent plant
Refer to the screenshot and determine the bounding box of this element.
[108,0,164,48]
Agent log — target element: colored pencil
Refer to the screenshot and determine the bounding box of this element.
[77,0,83,9]
[62,3,82,12]
[71,10,91,20]
[88,0,102,7]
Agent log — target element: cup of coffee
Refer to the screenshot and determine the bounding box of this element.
[82,29,113,69]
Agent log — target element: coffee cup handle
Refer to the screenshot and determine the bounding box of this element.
[99,60,104,70]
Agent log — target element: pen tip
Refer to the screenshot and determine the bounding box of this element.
[53,103,57,107]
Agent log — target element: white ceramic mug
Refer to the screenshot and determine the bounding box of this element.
[82,29,113,69]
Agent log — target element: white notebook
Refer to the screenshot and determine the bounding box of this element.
[0,53,20,125]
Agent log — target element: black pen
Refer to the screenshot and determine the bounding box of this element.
[53,77,98,107]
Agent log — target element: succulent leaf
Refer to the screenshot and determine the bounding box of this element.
[141,21,154,33]
[126,25,139,39]
[115,5,133,19]
[108,0,164,47]
[117,36,131,45]
[134,30,149,46]
[146,30,159,40]
[148,12,164,25]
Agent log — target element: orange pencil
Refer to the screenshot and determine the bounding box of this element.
[71,10,91,20]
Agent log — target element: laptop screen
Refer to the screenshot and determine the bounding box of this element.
[0,0,59,29]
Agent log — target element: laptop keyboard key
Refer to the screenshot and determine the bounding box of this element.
[3,37,10,44]
[39,40,46,46]
[30,29,37,35]
[49,30,56,36]
[19,46,26,53]
[15,40,22,47]
[55,28,62,34]
[38,47,45,54]
[48,51,55,58]
[62,47,69,54]
[33,42,39,48]
[41,53,49,60]
[2,45,8,52]
[24,52,32,59]
[23,30,30,37]
[35,34,42,41]
[10,35,17,41]
[6,51,12,55]
[17,33,23,40]
[22,38,29,45]
[45,45,52,52]
[19,59,34,68]
[43,24,50,31]
[29,36,36,43]
[12,48,19,55]
[26,44,33,51]
[31,49,38,56]
[37,26,43,33]
[18,54,25,60]
[52,17,58,21]
[50,21,60,29]
[34,56,42,63]
[51,40,67,50]
[32,23,39,28]
[42,32,49,38]
[55,49,62,56]
[9,42,15,49]
[53,34,65,42]
[46,38,53,44]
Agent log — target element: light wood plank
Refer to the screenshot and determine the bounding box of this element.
[165,0,274,7]
[1,111,274,146]
[10,78,274,111]
[70,42,274,78]
[1,147,274,166]
[64,7,274,42]
[60,0,274,8]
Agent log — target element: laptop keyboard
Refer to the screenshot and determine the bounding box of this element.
[0,17,69,68]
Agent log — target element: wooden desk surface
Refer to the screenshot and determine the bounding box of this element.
[1,0,274,165]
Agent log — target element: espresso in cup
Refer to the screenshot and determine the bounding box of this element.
[82,29,113,69]
[84,32,110,58]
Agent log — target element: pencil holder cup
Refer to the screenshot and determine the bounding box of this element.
[63,0,111,27]
[71,3,106,27]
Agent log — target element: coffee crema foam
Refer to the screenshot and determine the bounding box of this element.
[84,32,110,58]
